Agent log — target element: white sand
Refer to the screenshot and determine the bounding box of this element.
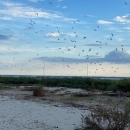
[0,95,89,130]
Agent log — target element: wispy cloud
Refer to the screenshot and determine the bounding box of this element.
[62,6,67,9]
[0,1,62,19]
[84,14,97,17]
[66,33,76,37]
[0,43,36,52]
[124,26,130,30]
[29,0,39,3]
[0,17,13,20]
[0,34,12,40]
[0,0,77,24]
[47,41,65,44]
[107,27,123,32]
[56,5,61,8]
[34,56,87,63]
[98,20,113,25]
[114,14,130,24]
[46,32,60,37]
[34,51,130,64]
[24,26,34,30]
[57,0,63,2]
[116,37,124,42]
[105,51,130,59]
[29,0,45,3]
[84,43,103,46]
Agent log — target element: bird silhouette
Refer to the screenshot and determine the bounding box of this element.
[35,13,38,16]
[49,2,52,5]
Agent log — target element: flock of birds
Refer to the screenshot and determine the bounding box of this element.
[1,0,130,76]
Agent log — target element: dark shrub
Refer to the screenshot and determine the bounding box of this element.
[76,105,130,130]
[33,85,44,97]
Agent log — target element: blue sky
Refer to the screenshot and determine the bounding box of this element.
[0,0,130,77]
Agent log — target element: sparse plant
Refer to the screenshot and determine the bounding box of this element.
[75,105,130,130]
[33,85,44,97]
[86,95,97,101]
[74,92,93,97]
[0,83,11,90]
[105,98,112,104]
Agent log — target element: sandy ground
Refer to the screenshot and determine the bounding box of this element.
[0,87,90,130]
[0,86,130,130]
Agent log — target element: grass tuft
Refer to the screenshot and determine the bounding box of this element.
[33,85,44,97]
[76,105,130,130]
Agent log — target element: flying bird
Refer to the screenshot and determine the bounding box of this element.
[88,48,91,52]
[49,2,52,5]
[35,13,38,16]
[29,23,33,26]
[125,2,128,5]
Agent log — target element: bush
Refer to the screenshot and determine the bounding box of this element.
[107,84,118,92]
[33,85,44,97]
[76,105,130,130]
[0,83,11,90]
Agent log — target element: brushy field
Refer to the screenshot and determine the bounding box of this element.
[0,76,130,92]
[0,77,130,130]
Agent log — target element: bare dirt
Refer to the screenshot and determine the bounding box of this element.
[0,85,130,111]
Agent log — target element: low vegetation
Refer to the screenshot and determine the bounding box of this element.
[76,105,130,130]
[0,76,130,93]
[0,83,12,90]
[33,85,44,97]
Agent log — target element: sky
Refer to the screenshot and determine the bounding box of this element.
[0,0,130,77]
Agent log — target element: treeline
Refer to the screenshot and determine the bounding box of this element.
[0,76,130,92]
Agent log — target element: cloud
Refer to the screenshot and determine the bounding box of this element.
[0,17,13,20]
[104,51,130,63]
[56,5,61,8]
[0,1,62,19]
[116,37,124,42]
[85,15,97,17]
[0,34,11,40]
[0,43,36,52]
[35,51,130,64]
[66,33,76,37]
[24,26,34,30]
[47,41,65,44]
[29,0,45,3]
[98,20,113,25]
[84,43,103,46]
[63,18,76,22]
[46,32,60,37]
[62,6,67,9]
[29,0,39,3]
[57,0,63,2]
[0,1,76,23]
[107,27,123,32]
[34,56,88,63]
[114,14,130,23]
[124,26,130,30]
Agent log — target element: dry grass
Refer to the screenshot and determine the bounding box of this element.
[0,83,12,90]
[33,85,44,97]
[49,88,66,94]
[75,105,130,130]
